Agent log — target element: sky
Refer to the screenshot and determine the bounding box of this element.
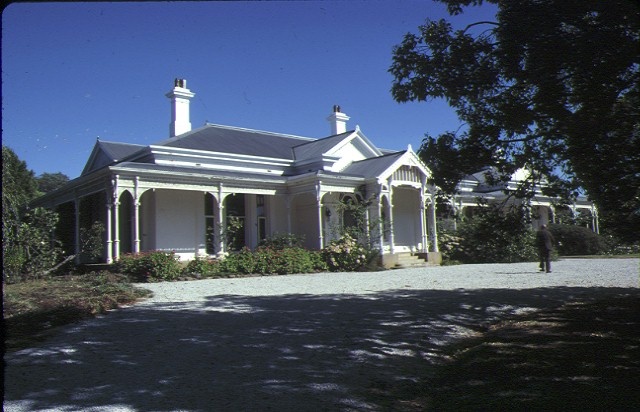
[2,1,497,178]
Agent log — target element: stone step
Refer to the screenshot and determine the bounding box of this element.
[394,253,427,268]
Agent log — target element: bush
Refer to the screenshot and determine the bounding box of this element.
[322,234,371,272]
[444,205,538,264]
[219,246,327,275]
[116,251,182,282]
[549,224,608,256]
[184,256,220,278]
[259,233,305,249]
[219,247,256,274]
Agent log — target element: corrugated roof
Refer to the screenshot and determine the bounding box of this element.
[341,151,405,178]
[292,131,353,160]
[159,124,314,160]
[99,141,146,161]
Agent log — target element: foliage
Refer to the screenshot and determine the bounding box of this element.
[3,146,40,281]
[259,232,305,249]
[442,204,538,263]
[322,234,373,272]
[390,0,640,242]
[219,247,256,274]
[35,172,70,194]
[225,215,245,251]
[116,251,182,282]
[437,230,465,263]
[79,221,105,262]
[219,246,327,275]
[549,224,608,256]
[184,255,220,277]
[4,207,64,283]
[4,272,151,351]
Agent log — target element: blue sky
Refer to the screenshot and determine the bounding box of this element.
[2,1,496,178]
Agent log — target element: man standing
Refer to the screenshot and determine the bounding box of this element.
[536,224,555,273]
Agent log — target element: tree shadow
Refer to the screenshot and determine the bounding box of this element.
[4,286,638,411]
[424,293,640,411]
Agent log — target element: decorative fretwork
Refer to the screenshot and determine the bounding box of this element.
[392,165,421,183]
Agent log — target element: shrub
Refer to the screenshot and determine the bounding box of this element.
[259,233,305,249]
[219,247,256,274]
[117,251,182,282]
[219,246,327,275]
[446,204,538,263]
[184,256,220,278]
[549,224,608,256]
[322,234,370,272]
[437,230,466,262]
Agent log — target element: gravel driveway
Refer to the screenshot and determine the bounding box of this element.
[4,258,639,411]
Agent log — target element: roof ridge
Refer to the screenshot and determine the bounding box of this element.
[203,122,316,142]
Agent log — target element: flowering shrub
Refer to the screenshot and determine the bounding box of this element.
[322,234,370,272]
[184,256,220,278]
[219,246,327,275]
[117,251,182,282]
[219,247,256,274]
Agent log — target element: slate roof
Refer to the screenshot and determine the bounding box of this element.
[158,124,314,160]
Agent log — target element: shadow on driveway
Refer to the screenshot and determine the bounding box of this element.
[4,286,638,411]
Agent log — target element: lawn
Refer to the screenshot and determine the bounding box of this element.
[3,272,152,351]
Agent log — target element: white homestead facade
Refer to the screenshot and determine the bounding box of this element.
[36,80,441,267]
[443,168,599,233]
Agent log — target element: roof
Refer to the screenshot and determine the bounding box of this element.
[158,124,314,160]
[82,140,146,176]
[292,131,353,160]
[342,151,405,178]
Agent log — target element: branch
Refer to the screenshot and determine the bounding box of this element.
[462,21,499,34]
[41,254,76,277]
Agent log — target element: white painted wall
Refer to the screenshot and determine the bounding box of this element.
[269,195,289,236]
[152,190,206,260]
[291,193,320,250]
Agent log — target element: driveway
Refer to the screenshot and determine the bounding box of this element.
[4,259,638,411]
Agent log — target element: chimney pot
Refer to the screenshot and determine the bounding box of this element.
[327,105,350,135]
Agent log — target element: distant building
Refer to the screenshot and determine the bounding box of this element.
[440,167,598,232]
[34,80,441,267]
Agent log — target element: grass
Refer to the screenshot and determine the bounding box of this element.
[3,272,152,351]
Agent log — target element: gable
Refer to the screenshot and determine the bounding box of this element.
[81,141,145,176]
[376,148,432,186]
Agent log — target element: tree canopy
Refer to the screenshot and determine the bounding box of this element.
[36,172,70,194]
[390,0,640,241]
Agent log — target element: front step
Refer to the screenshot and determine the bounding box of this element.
[393,253,427,268]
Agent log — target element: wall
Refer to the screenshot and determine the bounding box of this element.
[152,189,206,260]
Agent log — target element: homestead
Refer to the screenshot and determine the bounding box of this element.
[34,79,597,268]
[35,80,441,267]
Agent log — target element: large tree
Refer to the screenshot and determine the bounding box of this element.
[390,0,640,241]
[36,172,70,194]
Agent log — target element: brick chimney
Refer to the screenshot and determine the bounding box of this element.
[326,105,350,135]
[166,78,195,137]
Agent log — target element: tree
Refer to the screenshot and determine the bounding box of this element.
[390,0,640,242]
[36,172,70,194]
[2,146,63,281]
